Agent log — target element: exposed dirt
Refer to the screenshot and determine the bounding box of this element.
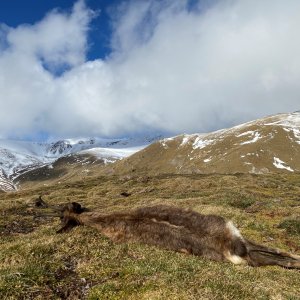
[0,204,56,236]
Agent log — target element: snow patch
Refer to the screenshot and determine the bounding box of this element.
[193,137,215,150]
[81,146,144,163]
[292,128,300,144]
[240,132,262,145]
[236,131,255,137]
[180,134,197,146]
[273,157,294,172]
[264,113,300,144]
[203,157,212,163]
[160,137,174,149]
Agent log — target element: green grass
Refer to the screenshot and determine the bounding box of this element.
[1,173,300,299]
[279,218,300,235]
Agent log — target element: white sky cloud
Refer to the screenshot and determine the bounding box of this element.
[0,0,300,140]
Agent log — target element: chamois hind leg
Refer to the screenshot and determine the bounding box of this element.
[223,221,300,268]
[245,240,300,269]
[218,221,248,265]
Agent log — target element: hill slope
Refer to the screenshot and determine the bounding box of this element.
[109,112,300,175]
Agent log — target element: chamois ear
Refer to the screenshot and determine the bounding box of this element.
[62,202,85,214]
[71,202,85,214]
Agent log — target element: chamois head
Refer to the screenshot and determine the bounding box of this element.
[57,202,86,233]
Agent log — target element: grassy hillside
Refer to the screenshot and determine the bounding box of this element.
[1,173,300,299]
[16,153,106,190]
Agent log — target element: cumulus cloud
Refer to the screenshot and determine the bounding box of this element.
[6,0,93,69]
[0,0,300,140]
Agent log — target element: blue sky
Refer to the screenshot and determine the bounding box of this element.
[0,0,299,141]
[0,0,202,62]
[0,0,118,61]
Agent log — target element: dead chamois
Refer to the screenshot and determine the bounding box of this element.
[46,200,300,269]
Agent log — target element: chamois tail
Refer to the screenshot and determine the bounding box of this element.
[245,240,300,269]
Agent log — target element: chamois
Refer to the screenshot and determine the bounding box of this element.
[39,198,300,269]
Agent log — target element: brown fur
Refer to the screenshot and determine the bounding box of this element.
[53,201,300,269]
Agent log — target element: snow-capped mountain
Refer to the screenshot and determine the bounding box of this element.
[2,112,299,191]
[0,137,159,191]
[109,112,300,175]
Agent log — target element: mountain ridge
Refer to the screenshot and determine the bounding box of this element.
[106,112,300,175]
[1,112,300,191]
